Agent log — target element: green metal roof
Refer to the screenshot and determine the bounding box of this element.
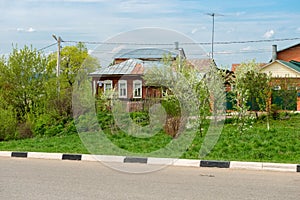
[278,60,300,73]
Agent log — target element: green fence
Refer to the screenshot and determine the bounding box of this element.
[271,90,297,110]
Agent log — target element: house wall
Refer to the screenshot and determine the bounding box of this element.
[277,45,300,62]
[91,76,162,100]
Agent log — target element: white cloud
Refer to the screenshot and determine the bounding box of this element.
[235,12,246,16]
[17,28,24,32]
[263,30,275,39]
[241,46,252,51]
[27,27,36,32]
[16,27,36,33]
[88,49,94,55]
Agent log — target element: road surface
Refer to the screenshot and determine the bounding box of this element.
[1,157,299,200]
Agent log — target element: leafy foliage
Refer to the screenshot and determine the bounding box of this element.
[232,60,271,132]
[0,46,49,120]
[0,43,99,140]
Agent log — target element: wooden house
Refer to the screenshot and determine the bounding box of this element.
[89,47,214,111]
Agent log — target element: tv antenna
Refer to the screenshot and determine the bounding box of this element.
[205,13,224,59]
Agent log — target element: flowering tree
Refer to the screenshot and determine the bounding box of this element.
[233,60,271,132]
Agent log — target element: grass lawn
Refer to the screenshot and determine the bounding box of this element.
[0,134,89,154]
[1,114,300,164]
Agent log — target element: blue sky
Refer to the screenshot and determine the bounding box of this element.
[1,0,300,68]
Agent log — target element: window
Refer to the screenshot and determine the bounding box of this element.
[133,80,142,98]
[104,80,113,92]
[118,80,127,98]
[273,85,281,91]
[288,85,296,90]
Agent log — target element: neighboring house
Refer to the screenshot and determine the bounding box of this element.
[89,47,214,111]
[262,44,300,111]
[260,59,300,111]
[231,43,300,111]
[272,43,300,62]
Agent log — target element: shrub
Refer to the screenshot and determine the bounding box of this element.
[97,111,114,130]
[271,104,280,120]
[33,114,56,136]
[0,106,18,141]
[33,114,71,136]
[17,121,34,139]
[130,111,149,127]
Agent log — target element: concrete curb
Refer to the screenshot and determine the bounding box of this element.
[1,151,299,173]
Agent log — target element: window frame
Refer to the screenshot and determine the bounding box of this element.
[118,80,127,98]
[103,80,113,92]
[133,80,142,98]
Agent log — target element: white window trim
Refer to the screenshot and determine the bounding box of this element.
[133,80,142,98]
[273,85,281,91]
[104,80,113,92]
[93,80,96,95]
[118,80,127,98]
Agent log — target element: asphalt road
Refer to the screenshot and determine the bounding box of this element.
[1,157,300,200]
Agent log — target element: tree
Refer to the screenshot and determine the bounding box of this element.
[143,56,211,137]
[0,45,49,120]
[47,42,100,116]
[233,60,271,132]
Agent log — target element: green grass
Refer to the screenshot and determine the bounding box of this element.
[0,134,89,154]
[204,115,300,163]
[1,114,300,164]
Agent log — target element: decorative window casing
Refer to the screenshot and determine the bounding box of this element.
[118,80,127,98]
[133,80,142,98]
[104,80,113,92]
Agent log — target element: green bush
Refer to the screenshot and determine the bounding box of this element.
[161,95,181,117]
[97,111,114,130]
[130,111,149,127]
[271,104,280,120]
[0,106,18,141]
[65,120,78,135]
[33,114,56,136]
[33,113,71,136]
[224,117,235,124]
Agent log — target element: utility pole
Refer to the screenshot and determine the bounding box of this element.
[205,13,223,60]
[52,34,62,94]
[52,34,62,77]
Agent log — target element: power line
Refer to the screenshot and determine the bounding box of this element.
[37,42,57,51]
[62,37,300,46]
[198,37,300,45]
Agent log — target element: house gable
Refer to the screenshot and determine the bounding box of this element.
[260,60,300,78]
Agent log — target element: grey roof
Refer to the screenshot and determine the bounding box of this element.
[89,59,164,76]
[186,59,215,74]
[114,48,178,59]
